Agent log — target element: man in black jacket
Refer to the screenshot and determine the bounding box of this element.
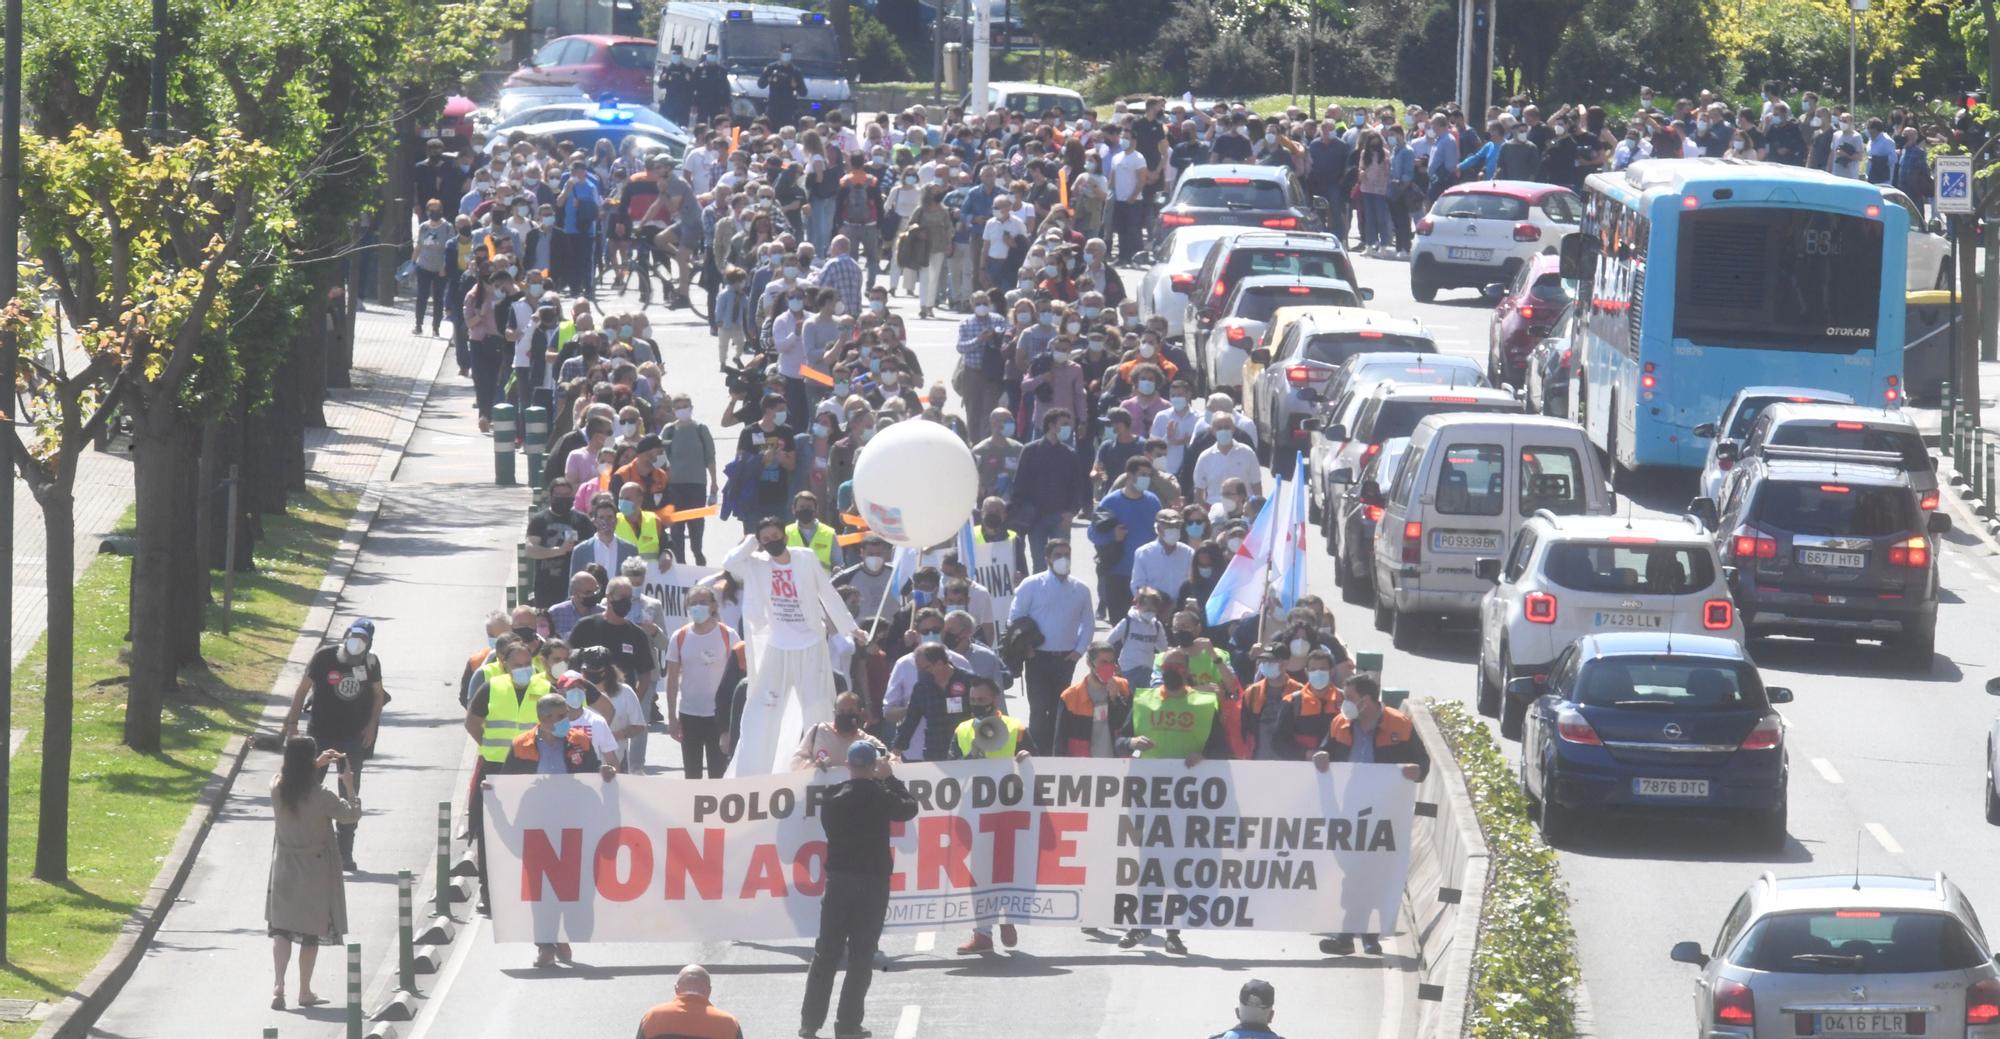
[799,741,920,1039]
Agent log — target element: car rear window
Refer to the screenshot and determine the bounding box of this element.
[611,42,657,68]
[1731,910,1989,974]
[1302,333,1435,366]
[1519,446,1588,516]
[1434,192,1529,222]
[1752,482,1915,537]
[1529,273,1569,301]
[1771,423,1929,471]
[1177,177,1288,208]
[1228,248,1347,281]
[1576,658,1754,710]
[1003,93,1080,117]
[1544,542,1714,594]
[1726,396,1797,440]
[1370,398,1520,443]
[1236,286,1357,323]
[1433,443,1505,516]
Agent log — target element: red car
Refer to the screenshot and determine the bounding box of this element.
[504,35,658,104]
[1484,251,1569,388]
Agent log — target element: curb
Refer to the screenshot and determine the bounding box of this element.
[30,339,450,1039]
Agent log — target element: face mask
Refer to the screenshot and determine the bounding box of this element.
[689,604,713,624]
[970,702,996,719]
[869,300,887,313]
[1264,133,1277,145]
[674,407,694,422]
[788,297,805,312]
[607,596,633,618]
[863,555,886,573]
[1039,311,1055,326]
[1136,379,1157,396]
[1257,661,1281,680]
[1215,430,1234,446]
[771,410,788,426]
[1092,661,1118,683]
[835,712,861,732]
[1197,564,1216,578]
[1158,527,1178,546]
[815,423,834,440]
[486,635,498,649]
[619,501,638,518]
[1226,536,1244,552]
[511,665,535,685]
[1340,700,1363,722]
[881,372,899,386]
[562,684,589,710]
[1134,475,1152,492]
[1050,557,1072,576]
[833,381,851,396]
[1064,321,1081,334]
[974,304,991,317]
[1169,629,1195,648]
[859,427,875,443]
[916,626,940,643]
[795,508,818,524]
[1055,425,1073,443]
[999,419,1015,438]
[1043,266,1060,279]
[1138,342,1156,358]
[784,266,801,280]
[1308,669,1332,689]
[1087,338,1105,352]
[344,636,368,657]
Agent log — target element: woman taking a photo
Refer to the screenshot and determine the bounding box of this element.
[267,735,361,1010]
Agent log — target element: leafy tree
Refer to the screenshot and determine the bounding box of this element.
[1550,0,1720,102]
[852,10,912,81]
[1396,2,1459,105]
[1016,0,1174,61]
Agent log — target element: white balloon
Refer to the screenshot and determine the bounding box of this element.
[851,420,979,548]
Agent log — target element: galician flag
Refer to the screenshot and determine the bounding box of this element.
[1205,464,1282,627]
[1271,452,1309,612]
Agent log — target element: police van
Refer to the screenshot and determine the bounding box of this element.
[653,2,857,122]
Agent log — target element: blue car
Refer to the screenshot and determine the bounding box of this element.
[1515,633,1791,850]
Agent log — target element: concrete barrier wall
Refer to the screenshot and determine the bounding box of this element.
[1404,703,1489,1038]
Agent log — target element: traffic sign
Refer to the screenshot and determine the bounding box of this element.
[1938,154,1975,216]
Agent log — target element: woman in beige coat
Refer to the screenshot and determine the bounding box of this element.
[267,735,361,1010]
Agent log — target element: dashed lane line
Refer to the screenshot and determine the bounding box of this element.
[1866,822,1904,856]
[1811,758,1844,785]
[912,931,935,953]
[894,1004,922,1039]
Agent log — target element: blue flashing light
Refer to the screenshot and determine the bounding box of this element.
[592,103,636,125]
[807,11,825,21]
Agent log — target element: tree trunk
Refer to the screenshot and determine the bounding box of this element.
[33,484,76,883]
[830,0,853,58]
[125,405,188,751]
[196,417,220,585]
[170,421,204,666]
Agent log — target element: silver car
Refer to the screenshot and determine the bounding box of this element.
[1247,309,1435,474]
[1671,872,2000,1038]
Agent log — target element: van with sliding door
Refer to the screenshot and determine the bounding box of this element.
[1368,414,1612,648]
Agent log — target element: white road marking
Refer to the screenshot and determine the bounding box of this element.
[1866,822,1904,856]
[912,931,935,953]
[403,914,483,1039]
[893,1004,921,1039]
[1811,758,1843,785]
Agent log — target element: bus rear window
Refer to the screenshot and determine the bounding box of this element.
[1177,178,1288,208]
[1673,208,1884,353]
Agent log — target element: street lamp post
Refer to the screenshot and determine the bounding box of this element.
[0,0,24,964]
[1848,0,1867,113]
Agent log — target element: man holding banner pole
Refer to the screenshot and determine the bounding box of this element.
[799,741,919,1039]
[1312,672,1428,957]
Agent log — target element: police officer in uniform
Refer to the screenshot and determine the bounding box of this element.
[1208,979,1287,1039]
[758,44,808,130]
[693,46,731,129]
[656,44,694,128]
[279,618,387,872]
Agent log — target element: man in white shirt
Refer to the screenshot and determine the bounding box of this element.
[1106,132,1150,264]
[1193,413,1263,504]
[721,521,865,777]
[664,584,736,779]
[1190,392,1259,450]
[1150,379,1202,475]
[981,195,1027,288]
[1129,510,1194,602]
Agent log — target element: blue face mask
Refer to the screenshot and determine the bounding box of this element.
[914,589,934,606]
[689,604,713,623]
[1308,669,1332,689]
[1039,312,1056,326]
[1197,565,1216,578]
[833,381,850,396]
[1137,380,1157,395]
[1000,420,1015,438]
[1215,430,1235,446]
[553,718,571,739]
[1186,522,1206,538]
[1257,661,1281,680]
[1056,425,1074,443]
[1134,475,1151,491]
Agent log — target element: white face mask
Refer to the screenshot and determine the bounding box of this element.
[1340,700,1363,721]
[1050,557,1072,576]
[1159,529,1180,547]
[863,555,886,574]
[343,636,367,657]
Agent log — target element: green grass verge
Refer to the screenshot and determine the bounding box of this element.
[1428,699,1583,1038]
[0,487,356,1038]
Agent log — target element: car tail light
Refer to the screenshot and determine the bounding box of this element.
[1739,713,1783,751]
[1820,484,1851,493]
[1211,280,1229,300]
[1554,707,1601,746]
[1919,491,1939,510]
[1401,521,1422,564]
[1161,213,1196,227]
[1607,536,1657,545]
[1712,979,1753,1025]
[1262,217,1299,229]
[1640,360,1657,391]
[1887,535,1930,568]
[1731,529,1778,561]
[1968,978,2000,1025]
[1416,217,1435,236]
[1361,442,1382,461]
[1212,177,1251,185]
[1512,222,1540,242]
[1169,274,1195,292]
[1516,305,1535,321]
[1364,504,1383,524]
[1286,366,1313,384]
[1702,599,1733,630]
[1358,330,1384,339]
[1524,592,1557,624]
[1834,421,1866,430]
[1225,325,1250,343]
[1429,395,1479,403]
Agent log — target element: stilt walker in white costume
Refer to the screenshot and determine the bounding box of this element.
[723,517,866,776]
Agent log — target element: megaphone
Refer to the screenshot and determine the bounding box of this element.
[970,716,1008,755]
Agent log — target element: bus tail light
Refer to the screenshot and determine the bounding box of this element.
[1887,536,1930,568]
[1702,599,1734,630]
[1512,222,1541,241]
[1401,521,1422,564]
[1524,593,1557,624]
[1416,217,1435,236]
[1640,361,1657,390]
[1360,442,1382,461]
[1739,713,1783,751]
[1555,708,1601,746]
[1885,374,1901,404]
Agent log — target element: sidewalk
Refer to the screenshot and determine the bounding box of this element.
[82,306,524,1039]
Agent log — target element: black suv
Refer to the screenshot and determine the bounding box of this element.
[1693,457,1949,666]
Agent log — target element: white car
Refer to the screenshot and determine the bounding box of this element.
[1474,513,1741,739]
[1409,180,1581,303]
[1202,274,1369,395]
[1307,352,1485,520]
[1692,385,1854,503]
[1880,184,1951,291]
[1318,382,1523,531]
[1136,225,1236,343]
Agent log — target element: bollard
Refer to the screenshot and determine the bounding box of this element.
[516,542,533,604]
[505,585,517,611]
[1942,380,1956,451]
[1975,429,1988,498]
[1353,651,1384,676]
[398,870,417,993]
[436,801,453,919]
[1382,687,1409,709]
[346,942,362,1039]
[1985,441,1997,516]
[491,403,518,485]
[523,406,549,502]
[264,1030,278,1039]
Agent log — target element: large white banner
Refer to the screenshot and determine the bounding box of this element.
[481,758,1415,944]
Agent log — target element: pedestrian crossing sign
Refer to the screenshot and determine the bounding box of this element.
[1937,155,1974,216]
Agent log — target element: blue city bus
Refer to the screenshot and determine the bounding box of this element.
[1562,158,1909,473]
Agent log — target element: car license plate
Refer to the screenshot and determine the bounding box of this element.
[1446,246,1493,262]
[1593,611,1664,629]
[1812,1012,1910,1035]
[1431,530,1501,552]
[1633,778,1709,798]
[1799,548,1866,568]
